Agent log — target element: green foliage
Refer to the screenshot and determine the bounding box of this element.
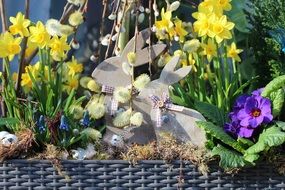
[270,89,285,117]
[194,101,225,126]
[249,0,285,87]
[196,121,245,153]
[262,75,285,97]
[212,145,249,169]
[244,126,285,162]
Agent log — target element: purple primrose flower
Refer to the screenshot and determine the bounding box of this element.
[237,96,273,128]
[224,90,273,139]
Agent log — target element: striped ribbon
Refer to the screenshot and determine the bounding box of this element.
[101,85,139,116]
[149,93,184,127]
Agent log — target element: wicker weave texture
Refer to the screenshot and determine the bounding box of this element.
[0,160,284,190]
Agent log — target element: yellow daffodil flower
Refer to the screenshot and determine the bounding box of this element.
[63,76,79,93]
[198,0,232,16]
[174,50,188,67]
[25,39,37,58]
[0,32,22,60]
[227,42,243,62]
[188,53,197,72]
[155,8,174,40]
[21,73,33,93]
[9,12,30,37]
[192,12,214,37]
[29,21,51,48]
[200,38,217,62]
[174,19,188,42]
[66,56,83,77]
[12,72,18,83]
[208,15,234,43]
[48,35,70,61]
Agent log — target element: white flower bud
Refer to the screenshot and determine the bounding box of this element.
[111,33,118,41]
[145,8,151,14]
[170,1,180,12]
[108,13,117,20]
[139,6,145,13]
[90,55,97,62]
[71,40,80,49]
[138,13,145,23]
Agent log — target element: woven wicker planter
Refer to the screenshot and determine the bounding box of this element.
[0,160,284,190]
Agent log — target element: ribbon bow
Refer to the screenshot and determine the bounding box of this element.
[149,93,184,127]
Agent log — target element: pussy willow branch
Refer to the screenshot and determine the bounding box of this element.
[112,0,128,56]
[129,0,140,124]
[105,0,121,59]
[16,0,30,96]
[148,0,153,77]
[97,0,108,62]
[0,0,7,117]
[0,0,7,32]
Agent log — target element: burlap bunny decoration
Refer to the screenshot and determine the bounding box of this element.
[92,30,206,148]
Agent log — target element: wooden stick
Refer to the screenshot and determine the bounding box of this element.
[0,0,7,117]
[16,0,30,96]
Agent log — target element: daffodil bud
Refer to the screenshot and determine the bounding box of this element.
[183,39,200,53]
[170,1,180,12]
[69,11,84,27]
[127,52,136,65]
[114,87,131,103]
[133,74,150,91]
[130,112,143,127]
[113,108,132,128]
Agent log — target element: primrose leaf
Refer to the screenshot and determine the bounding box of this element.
[212,145,249,169]
[269,89,285,117]
[262,75,285,97]
[196,121,245,153]
[244,126,285,162]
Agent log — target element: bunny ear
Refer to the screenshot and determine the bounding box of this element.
[92,56,131,87]
[159,56,192,85]
[121,29,151,59]
[134,44,166,66]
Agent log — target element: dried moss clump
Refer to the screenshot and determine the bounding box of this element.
[0,129,35,161]
[123,133,211,174]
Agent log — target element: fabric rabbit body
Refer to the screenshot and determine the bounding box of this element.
[92,29,206,148]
